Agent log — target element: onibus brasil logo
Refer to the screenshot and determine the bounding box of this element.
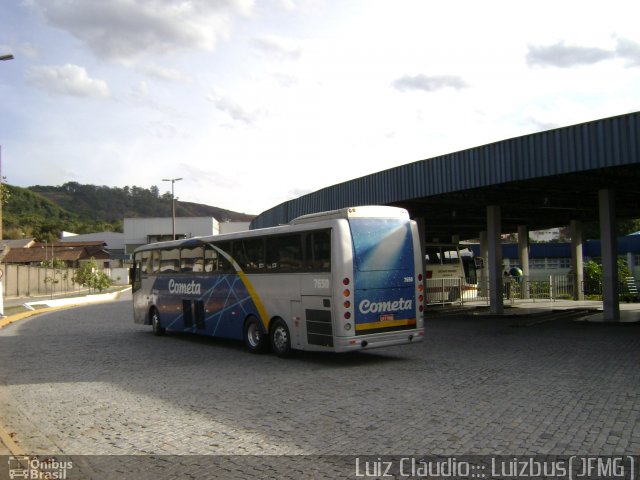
[8,456,73,479]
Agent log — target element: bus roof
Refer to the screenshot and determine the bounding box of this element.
[289,205,408,225]
[133,206,410,254]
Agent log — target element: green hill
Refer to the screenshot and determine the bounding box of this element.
[3,182,255,242]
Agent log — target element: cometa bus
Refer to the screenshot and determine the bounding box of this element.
[131,206,425,356]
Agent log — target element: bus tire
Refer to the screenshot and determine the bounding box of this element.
[244,316,268,354]
[151,308,165,336]
[270,319,291,357]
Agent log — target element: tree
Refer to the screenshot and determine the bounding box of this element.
[1,177,11,206]
[583,258,631,297]
[72,257,112,292]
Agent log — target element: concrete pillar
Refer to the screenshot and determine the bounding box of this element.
[517,225,530,299]
[415,216,426,265]
[479,230,488,297]
[599,189,620,321]
[487,205,503,314]
[570,220,584,301]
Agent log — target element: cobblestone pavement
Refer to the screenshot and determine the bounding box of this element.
[0,295,639,478]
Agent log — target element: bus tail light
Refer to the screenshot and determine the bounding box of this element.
[342,278,350,285]
[343,289,350,297]
[344,312,351,320]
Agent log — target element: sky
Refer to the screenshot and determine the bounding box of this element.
[1,1,640,216]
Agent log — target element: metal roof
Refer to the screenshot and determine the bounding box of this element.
[251,112,640,240]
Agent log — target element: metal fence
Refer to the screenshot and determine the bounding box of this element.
[425,275,628,306]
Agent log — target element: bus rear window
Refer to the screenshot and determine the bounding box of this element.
[349,218,413,271]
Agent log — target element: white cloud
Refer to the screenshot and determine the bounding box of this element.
[252,34,302,60]
[29,0,254,60]
[207,89,262,124]
[526,41,615,67]
[392,74,468,92]
[25,64,110,98]
[138,64,192,82]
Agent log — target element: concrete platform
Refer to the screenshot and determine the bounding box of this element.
[428,298,640,323]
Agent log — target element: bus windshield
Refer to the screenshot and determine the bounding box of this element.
[349,218,413,271]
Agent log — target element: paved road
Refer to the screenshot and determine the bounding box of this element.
[0,294,638,478]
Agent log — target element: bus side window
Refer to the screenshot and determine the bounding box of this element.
[151,250,161,274]
[266,235,303,272]
[160,248,180,273]
[131,253,142,290]
[141,251,150,276]
[306,230,331,272]
[181,246,204,273]
[204,243,233,273]
[233,239,264,272]
[204,245,216,273]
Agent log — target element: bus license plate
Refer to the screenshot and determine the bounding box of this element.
[380,314,394,322]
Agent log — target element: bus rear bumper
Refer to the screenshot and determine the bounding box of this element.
[333,328,424,352]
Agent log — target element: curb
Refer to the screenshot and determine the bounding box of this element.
[0,288,131,330]
[0,423,25,456]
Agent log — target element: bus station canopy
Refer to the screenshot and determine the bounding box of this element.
[251,111,640,242]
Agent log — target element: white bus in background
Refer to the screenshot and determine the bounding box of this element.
[424,243,480,303]
[131,206,425,356]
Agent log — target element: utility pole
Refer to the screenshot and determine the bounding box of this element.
[0,53,14,314]
[162,178,182,240]
[0,145,3,240]
[0,53,14,240]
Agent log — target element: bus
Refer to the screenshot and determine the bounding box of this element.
[131,206,425,356]
[424,243,480,303]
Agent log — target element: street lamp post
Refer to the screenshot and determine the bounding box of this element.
[0,53,13,316]
[162,178,182,240]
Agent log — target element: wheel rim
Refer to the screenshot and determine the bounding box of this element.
[247,322,261,348]
[272,325,288,352]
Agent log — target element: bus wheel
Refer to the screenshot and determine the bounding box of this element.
[270,319,291,357]
[151,308,165,336]
[244,316,268,354]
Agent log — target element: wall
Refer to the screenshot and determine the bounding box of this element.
[123,217,220,254]
[1,264,112,298]
[219,222,250,234]
[110,267,130,285]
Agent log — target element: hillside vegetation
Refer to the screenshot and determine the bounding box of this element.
[3,182,255,242]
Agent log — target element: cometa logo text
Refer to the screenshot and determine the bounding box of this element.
[358,298,412,314]
[168,279,202,295]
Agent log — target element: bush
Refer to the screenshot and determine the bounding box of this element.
[583,259,633,298]
[72,257,112,292]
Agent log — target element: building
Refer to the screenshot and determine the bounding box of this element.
[0,239,36,262]
[123,217,250,257]
[467,235,640,279]
[60,231,126,267]
[2,241,111,268]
